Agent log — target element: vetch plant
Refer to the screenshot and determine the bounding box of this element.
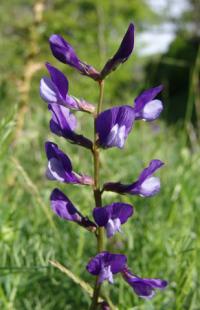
[40,23,168,309]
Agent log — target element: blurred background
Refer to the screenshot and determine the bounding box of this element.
[0,0,199,309]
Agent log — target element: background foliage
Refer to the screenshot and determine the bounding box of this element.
[0,0,199,309]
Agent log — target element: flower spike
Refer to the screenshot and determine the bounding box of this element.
[41,22,168,307]
[93,203,133,238]
[45,141,93,185]
[49,34,100,81]
[100,23,134,79]
[104,159,164,197]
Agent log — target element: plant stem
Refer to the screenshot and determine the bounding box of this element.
[90,80,105,310]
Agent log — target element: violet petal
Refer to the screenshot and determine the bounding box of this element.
[134,85,163,121]
[93,203,133,237]
[96,105,135,149]
[103,160,164,197]
[45,142,92,184]
[50,188,96,231]
[86,251,127,281]
[50,188,82,222]
[48,103,93,150]
[122,268,168,299]
[101,23,134,79]
[49,34,100,80]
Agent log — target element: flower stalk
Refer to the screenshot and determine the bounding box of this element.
[90,80,105,310]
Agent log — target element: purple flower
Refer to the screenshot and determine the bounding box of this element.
[104,159,164,197]
[48,103,93,150]
[122,267,168,299]
[40,63,95,113]
[45,141,93,185]
[95,86,164,149]
[49,35,100,81]
[93,203,133,238]
[133,85,163,121]
[86,252,127,284]
[96,105,135,149]
[101,23,134,79]
[50,188,96,232]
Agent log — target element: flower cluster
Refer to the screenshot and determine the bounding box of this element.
[40,22,167,308]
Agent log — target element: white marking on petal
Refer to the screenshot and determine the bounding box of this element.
[107,124,126,148]
[107,265,114,284]
[107,124,119,144]
[48,158,65,182]
[142,100,163,121]
[139,290,155,300]
[113,218,122,232]
[40,77,58,103]
[118,125,126,148]
[106,218,121,238]
[140,176,160,197]
[98,265,114,284]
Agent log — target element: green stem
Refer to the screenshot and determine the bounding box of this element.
[90,80,104,310]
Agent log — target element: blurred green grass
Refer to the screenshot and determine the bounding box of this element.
[0,0,200,309]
